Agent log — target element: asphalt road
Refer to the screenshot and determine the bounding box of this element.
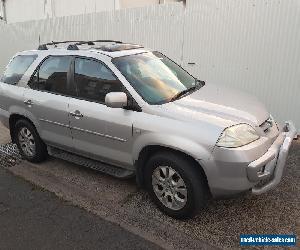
[0,167,162,250]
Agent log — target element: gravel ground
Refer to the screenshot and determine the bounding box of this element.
[0,122,299,249]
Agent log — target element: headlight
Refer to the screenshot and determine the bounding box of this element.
[216,124,260,148]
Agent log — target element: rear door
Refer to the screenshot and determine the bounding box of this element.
[68,57,134,168]
[23,55,74,150]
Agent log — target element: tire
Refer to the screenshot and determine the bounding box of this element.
[144,151,208,219]
[14,119,48,163]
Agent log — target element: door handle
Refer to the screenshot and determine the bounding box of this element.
[70,110,83,118]
[24,100,34,106]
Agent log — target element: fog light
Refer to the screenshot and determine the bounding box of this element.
[257,166,265,175]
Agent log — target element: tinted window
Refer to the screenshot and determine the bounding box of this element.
[30,56,72,96]
[74,58,123,103]
[1,55,37,85]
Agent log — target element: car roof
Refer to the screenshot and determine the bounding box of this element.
[17,41,151,59]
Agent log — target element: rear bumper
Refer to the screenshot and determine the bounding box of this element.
[249,121,296,194]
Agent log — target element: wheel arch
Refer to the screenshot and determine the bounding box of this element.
[135,144,210,196]
[9,113,38,143]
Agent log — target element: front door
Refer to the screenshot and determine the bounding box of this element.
[69,57,134,168]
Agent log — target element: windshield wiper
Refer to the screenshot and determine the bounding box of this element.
[170,79,205,102]
[196,79,205,87]
[170,86,197,102]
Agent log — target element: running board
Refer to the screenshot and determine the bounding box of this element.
[48,146,135,179]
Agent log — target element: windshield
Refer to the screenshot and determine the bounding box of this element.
[112,52,196,105]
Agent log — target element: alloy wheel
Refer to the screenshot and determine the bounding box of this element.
[18,127,36,157]
[152,165,188,211]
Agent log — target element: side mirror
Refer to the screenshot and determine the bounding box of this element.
[105,92,128,108]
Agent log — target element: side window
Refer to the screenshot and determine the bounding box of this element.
[1,55,37,85]
[74,58,123,103]
[30,56,72,96]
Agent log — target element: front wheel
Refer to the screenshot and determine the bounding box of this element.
[144,151,208,219]
[14,119,48,163]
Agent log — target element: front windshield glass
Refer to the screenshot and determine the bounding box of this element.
[112,52,196,105]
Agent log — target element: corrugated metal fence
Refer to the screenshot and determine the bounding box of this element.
[0,1,299,132]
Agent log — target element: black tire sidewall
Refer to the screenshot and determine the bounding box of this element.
[14,119,47,163]
[144,152,207,219]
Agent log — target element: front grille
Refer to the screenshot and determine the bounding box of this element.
[260,117,274,133]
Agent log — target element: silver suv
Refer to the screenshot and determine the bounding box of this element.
[0,40,296,218]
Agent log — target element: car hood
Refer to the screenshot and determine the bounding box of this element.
[148,83,269,128]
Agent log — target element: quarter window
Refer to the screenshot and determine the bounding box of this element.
[30,56,72,96]
[74,58,123,103]
[1,55,37,85]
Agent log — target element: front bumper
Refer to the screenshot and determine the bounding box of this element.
[201,121,297,197]
[248,121,297,194]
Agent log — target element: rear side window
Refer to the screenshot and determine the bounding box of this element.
[29,56,72,96]
[1,55,37,85]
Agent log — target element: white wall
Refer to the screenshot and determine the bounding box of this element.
[183,0,300,133]
[5,0,47,23]
[0,1,299,132]
[4,0,116,23]
[120,0,159,9]
[51,0,115,19]
[0,3,184,72]
[4,0,179,24]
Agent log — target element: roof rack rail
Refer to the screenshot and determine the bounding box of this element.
[67,44,79,50]
[38,40,123,50]
[76,40,123,46]
[37,40,84,50]
[37,44,48,50]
